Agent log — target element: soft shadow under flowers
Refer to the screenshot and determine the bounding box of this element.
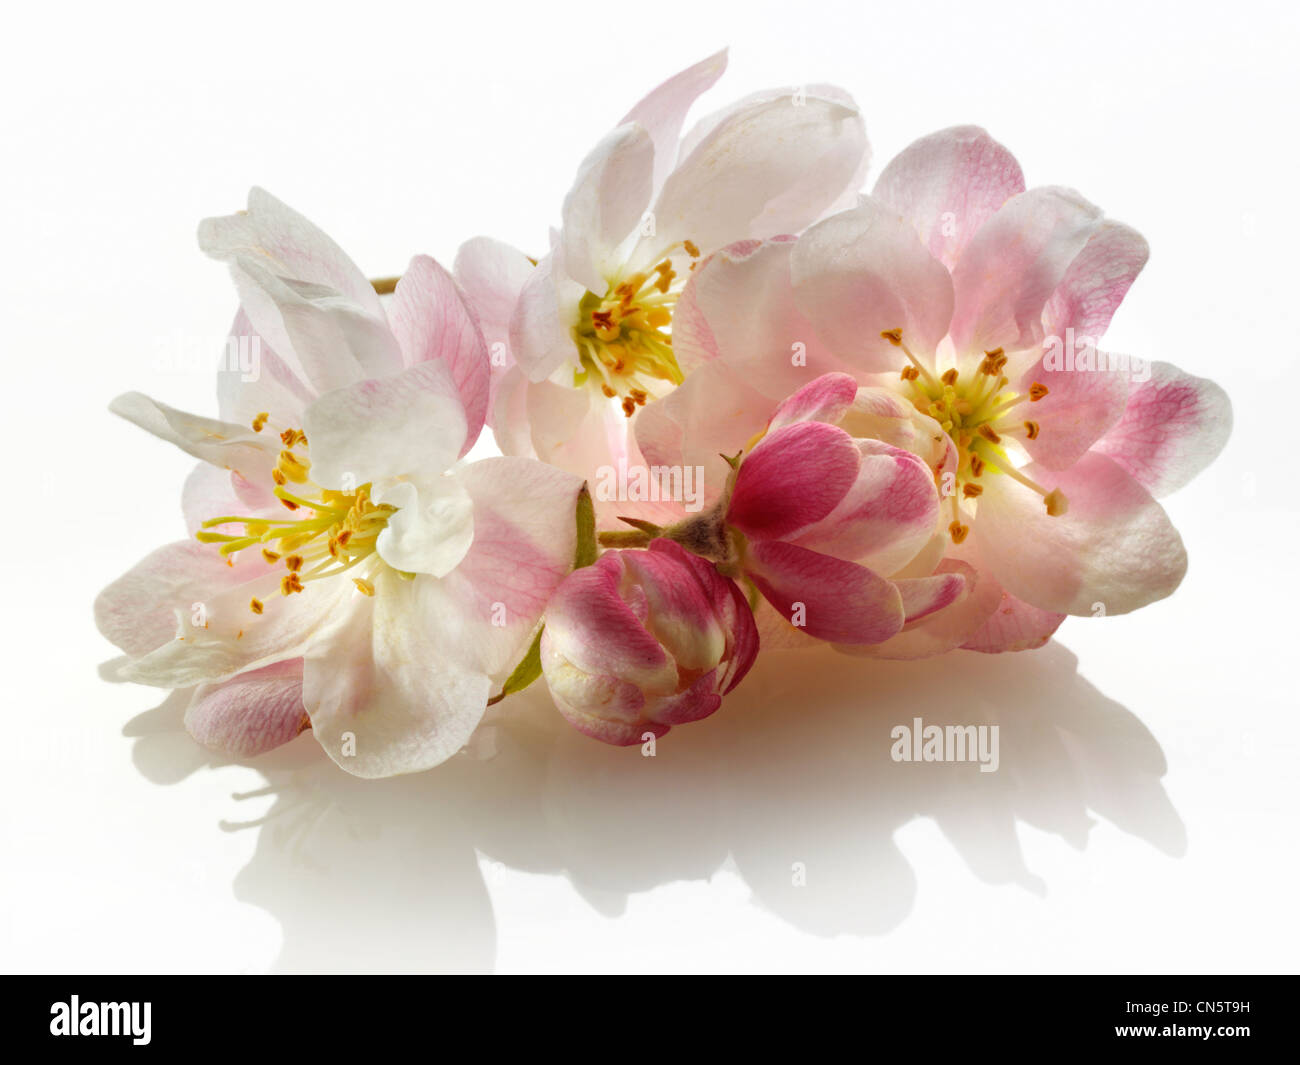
[124,639,1185,972]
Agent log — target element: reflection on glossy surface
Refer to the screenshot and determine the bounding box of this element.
[125,640,1184,972]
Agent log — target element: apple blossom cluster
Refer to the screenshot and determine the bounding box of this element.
[96,51,1231,776]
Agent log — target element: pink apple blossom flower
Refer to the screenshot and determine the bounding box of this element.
[454,50,869,497]
[96,189,582,776]
[540,539,758,745]
[638,129,1231,649]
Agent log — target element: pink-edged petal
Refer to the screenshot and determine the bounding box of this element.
[766,372,859,432]
[303,573,493,778]
[301,360,467,489]
[789,439,940,575]
[1013,350,1129,469]
[962,590,1066,654]
[95,539,256,661]
[110,392,275,482]
[648,670,723,727]
[200,189,401,390]
[728,421,859,541]
[790,198,955,373]
[837,558,1002,660]
[620,540,731,672]
[620,49,728,194]
[894,569,967,624]
[872,125,1026,270]
[561,124,656,293]
[838,387,956,476]
[197,187,384,319]
[548,688,664,748]
[1042,220,1149,341]
[185,659,307,757]
[949,534,1066,653]
[672,236,848,397]
[1093,361,1232,498]
[225,254,402,392]
[649,91,867,253]
[744,540,904,645]
[974,452,1187,616]
[454,237,535,419]
[388,254,490,452]
[541,552,677,691]
[633,361,773,513]
[418,457,582,678]
[949,186,1104,357]
[216,309,314,429]
[114,564,356,688]
[523,377,627,489]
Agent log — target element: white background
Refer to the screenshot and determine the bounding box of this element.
[2,0,1296,973]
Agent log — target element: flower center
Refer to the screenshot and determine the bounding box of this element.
[881,329,1067,544]
[195,421,397,614]
[571,240,700,416]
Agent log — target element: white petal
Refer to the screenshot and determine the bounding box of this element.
[302,360,467,489]
[373,475,475,578]
[561,123,656,292]
[110,392,275,482]
[303,573,492,778]
[650,91,867,252]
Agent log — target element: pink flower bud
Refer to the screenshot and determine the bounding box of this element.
[540,540,758,746]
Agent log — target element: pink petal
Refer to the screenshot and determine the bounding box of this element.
[974,452,1187,616]
[948,186,1103,357]
[620,542,728,671]
[728,421,860,541]
[673,236,849,398]
[789,439,940,575]
[648,670,724,727]
[542,552,676,691]
[744,540,904,645]
[790,198,955,373]
[185,659,307,757]
[767,373,859,432]
[634,361,774,513]
[1013,350,1129,469]
[389,254,490,452]
[836,558,1003,660]
[894,570,967,624]
[1042,220,1149,340]
[453,237,535,421]
[1093,361,1232,498]
[95,539,255,660]
[418,457,581,679]
[453,237,533,360]
[962,590,1066,654]
[872,125,1026,270]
